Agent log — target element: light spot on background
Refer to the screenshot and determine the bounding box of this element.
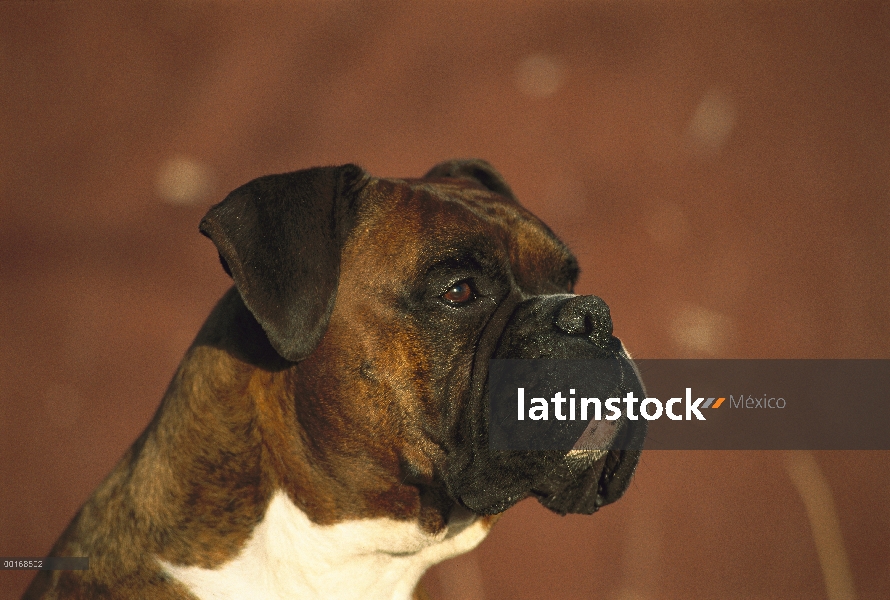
[514,54,565,98]
[644,201,688,247]
[156,156,215,205]
[43,384,82,430]
[670,303,732,356]
[686,90,736,155]
[784,451,857,600]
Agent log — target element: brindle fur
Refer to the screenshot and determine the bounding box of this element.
[25,161,637,599]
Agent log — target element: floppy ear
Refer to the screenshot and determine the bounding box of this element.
[199,165,368,362]
[423,158,516,201]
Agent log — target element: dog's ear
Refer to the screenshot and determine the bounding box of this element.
[423,158,516,201]
[200,165,367,362]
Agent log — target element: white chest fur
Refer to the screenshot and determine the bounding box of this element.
[159,490,489,600]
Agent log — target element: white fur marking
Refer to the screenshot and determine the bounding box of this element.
[159,490,489,600]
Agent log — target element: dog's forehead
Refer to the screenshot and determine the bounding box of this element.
[350,177,577,290]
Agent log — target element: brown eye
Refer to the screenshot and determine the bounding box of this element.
[442,281,474,304]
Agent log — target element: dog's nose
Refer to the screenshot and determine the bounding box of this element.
[555,295,615,350]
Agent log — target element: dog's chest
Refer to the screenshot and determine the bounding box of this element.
[159,490,488,600]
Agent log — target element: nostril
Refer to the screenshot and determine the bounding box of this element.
[555,309,588,336]
[555,295,614,344]
[583,313,597,336]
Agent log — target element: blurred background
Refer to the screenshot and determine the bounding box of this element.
[1,2,889,599]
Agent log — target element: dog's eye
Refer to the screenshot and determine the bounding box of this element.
[442,281,475,304]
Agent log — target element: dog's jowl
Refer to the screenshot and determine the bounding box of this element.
[24,159,645,600]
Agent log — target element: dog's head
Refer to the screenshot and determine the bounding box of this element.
[199,160,644,525]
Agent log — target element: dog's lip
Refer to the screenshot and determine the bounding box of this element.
[566,447,609,463]
[591,423,646,510]
[570,393,622,453]
[592,449,623,509]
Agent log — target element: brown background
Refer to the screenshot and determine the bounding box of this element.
[2,2,889,599]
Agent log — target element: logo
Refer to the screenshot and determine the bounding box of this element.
[516,388,751,422]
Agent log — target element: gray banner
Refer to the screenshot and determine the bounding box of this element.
[489,359,890,450]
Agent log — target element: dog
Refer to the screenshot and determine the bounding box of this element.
[24,159,646,600]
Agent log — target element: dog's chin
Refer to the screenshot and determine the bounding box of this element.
[449,453,613,517]
[534,447,642,515]
[533,407,646,515]
[449,415,644,517]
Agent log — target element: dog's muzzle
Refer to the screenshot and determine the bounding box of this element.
[443,294,647,516]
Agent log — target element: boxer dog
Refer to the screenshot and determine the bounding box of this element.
[25,159,645,600]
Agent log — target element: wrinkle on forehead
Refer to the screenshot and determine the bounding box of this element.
[349,178,577,293]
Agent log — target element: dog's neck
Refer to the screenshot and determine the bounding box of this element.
[133,293,490,598]
[158,489,489,600]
